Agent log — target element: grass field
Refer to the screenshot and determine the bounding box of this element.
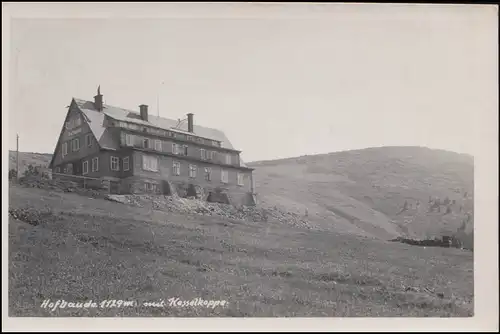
[9,185,473,317]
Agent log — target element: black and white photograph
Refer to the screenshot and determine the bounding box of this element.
[3,2,498,331]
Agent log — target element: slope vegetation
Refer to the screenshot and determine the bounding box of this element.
[8,185,473,317]
[248,146,473,245]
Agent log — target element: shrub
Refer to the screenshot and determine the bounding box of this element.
[8,168,17,180]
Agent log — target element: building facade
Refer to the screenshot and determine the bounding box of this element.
[49,87,256,206]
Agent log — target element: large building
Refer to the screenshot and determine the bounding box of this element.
[48,87,256,206]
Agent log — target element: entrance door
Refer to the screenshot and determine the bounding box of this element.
[110,181,120,194]
[65,163,73,175]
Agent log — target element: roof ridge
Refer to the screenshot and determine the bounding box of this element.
[75,97,225,134]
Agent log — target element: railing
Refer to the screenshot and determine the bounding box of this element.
[51,172,107,190]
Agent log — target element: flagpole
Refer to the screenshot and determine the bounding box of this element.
[16,134,19,179]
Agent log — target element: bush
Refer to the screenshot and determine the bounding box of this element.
[9,168,17,180]
[22,164,50,179]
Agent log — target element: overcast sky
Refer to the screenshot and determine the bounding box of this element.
[6,3,497,162]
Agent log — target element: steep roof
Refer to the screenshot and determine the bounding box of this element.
[73,98,248,167]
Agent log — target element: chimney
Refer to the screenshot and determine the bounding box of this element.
[139,104,148,121]
[187,113,194,133]
[94,85,103,111]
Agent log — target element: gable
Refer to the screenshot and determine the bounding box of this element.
[49,100,100,168]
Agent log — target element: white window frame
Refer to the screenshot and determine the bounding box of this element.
[189,164,197,178]
[86,134,93,148]
[172,143,178,155]
[225,154,231,165]
[125,134,134,146]
[221,169,229,184]
[142,155,158,172]
[182,145,188,156]
[204,167,212,181]
[92,157,99,172]
[111,156,120,171]
[172,161,181,176]
[62,142,68,157]
[143,138,150,149]
[123,157,130,171]
[82,160,89,175]
[72,138,80,152]
[237,172,244,186]
[200,149,206,160]
[154,139,162,151]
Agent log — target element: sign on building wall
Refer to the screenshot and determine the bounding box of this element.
[67,127,82,137]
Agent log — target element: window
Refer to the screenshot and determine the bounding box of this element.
[200,149,206,160]
[204,167,212,181]
[221,170,229,184]
[65,163,73,175]
[237,173,244,186]
[111,156,120,171]
[62,142,68,157]
[55,167,60,173]
[225,154,232,165]
[92,157,99,172]
[65,117,81,130]
[172,143,179,155]
[143,138,150,149]
[154,140,162,151]
[212,140,218,147]
[125,134,134,146]
[172,161,181,176]
[189,165,197,178]
[71,138,80,152]
[82,161,89,175]
[123,157,130,171]
[86,134,93,148]
[182,145,188,156]
[144,182,158,193]
[187,135,193,141]
[207,151,215,160]
[142,155,158,172]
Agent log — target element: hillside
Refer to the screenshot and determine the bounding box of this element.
[8,185,473,316]
[8,146,474,246]
[8,151,52,175]
[248,146,474,246]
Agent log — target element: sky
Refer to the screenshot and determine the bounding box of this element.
[6,3,498,163]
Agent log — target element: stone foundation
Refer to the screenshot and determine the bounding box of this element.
[118,176,256,206]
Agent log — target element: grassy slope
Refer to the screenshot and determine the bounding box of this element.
[8,146,474,242]
[9,185,473,317]
[248,146,474,243]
